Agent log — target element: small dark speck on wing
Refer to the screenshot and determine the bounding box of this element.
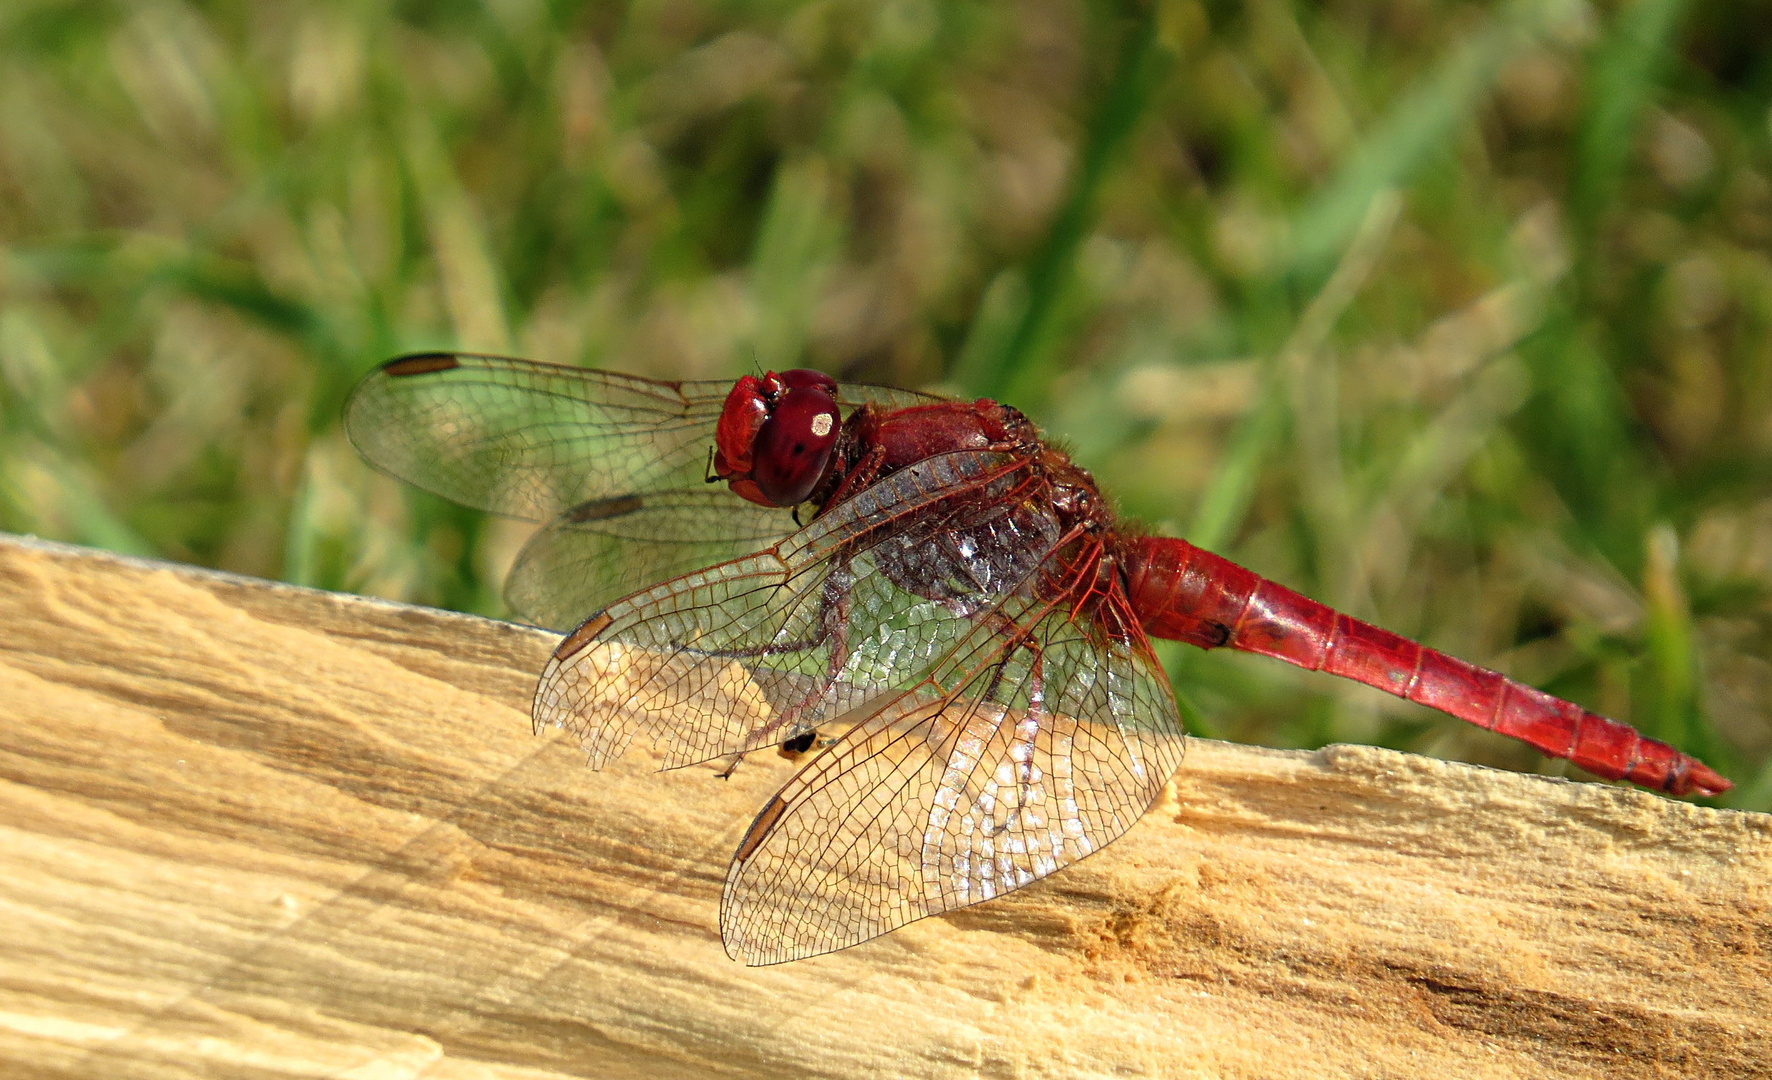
[383,353,462,376]
[553,612,613,661]
[735,796,791,863]
[567,495,645,523]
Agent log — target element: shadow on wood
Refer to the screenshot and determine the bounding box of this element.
[1,533,1767,1078]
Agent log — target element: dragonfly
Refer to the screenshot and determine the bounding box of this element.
[345,352,1731,965]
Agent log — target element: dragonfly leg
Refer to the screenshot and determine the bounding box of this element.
[973,608,1041,708]
[783,573,853,730]
[679,557,859,753]
[678,558,855,662]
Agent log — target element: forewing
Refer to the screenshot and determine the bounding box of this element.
[718,562,1185,965]
[532,450,1043,771]
[344,352,947,522]
[837,382,945,411]
[506,490,794,631]
[345,353,737,521]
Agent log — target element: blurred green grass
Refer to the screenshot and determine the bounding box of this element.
[2,0,1770,807]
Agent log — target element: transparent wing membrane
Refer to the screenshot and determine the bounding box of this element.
[532,451,1040,767]
[506,491,794,631]
[345,353,942,524]
[353,353,1186,963]
[344,353,739,521]
[345,353,945,628]
[529,446,1185,963]
[720,572,1183,964]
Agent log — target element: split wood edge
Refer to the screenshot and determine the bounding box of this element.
[1,533,1767,1080]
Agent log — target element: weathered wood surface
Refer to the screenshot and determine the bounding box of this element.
[1,532,1767,1080]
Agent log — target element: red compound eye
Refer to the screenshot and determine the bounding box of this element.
[778,368,837,394]
[713,375,770,477]
[750,383,840,506]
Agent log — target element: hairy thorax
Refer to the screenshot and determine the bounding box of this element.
[829,401,1117,617]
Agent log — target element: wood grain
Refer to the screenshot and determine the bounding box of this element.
[1,533,1767,1079]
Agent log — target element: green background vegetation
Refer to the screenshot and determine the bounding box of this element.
[3,0,1769,806]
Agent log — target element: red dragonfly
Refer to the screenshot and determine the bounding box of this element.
[346,353,1730,965]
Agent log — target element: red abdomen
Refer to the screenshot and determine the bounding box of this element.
[1120,535,1730,797]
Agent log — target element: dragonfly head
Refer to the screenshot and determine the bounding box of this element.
[713,369,841,507]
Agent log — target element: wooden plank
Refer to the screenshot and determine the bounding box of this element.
[1,532,1766,1079]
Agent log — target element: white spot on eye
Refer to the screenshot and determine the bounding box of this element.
[810,412,834,437]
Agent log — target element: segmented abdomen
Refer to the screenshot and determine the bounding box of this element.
[1120,535,1729,797]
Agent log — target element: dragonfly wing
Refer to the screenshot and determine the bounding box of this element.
[344,353,740,521]
[345,353,948,523]
[506,489,795,632]
[835,382,946,411]
[718,557,1185,965]
[533,449,1045,770]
